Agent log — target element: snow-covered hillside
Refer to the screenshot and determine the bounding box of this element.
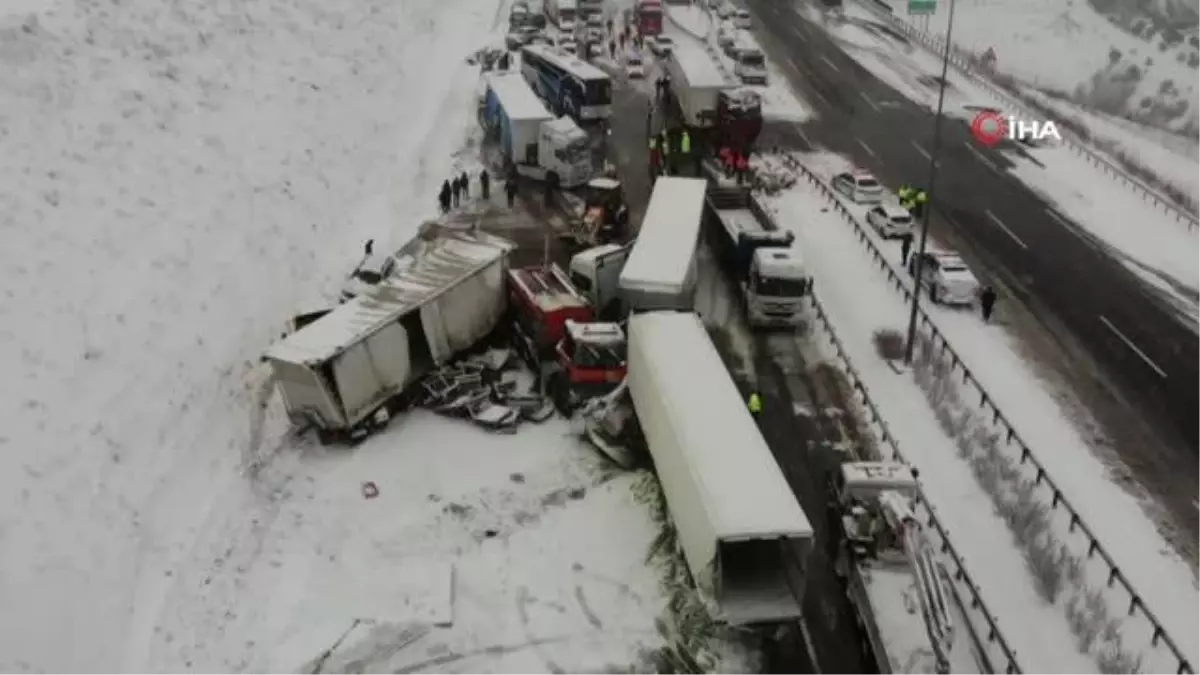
[0,0,504,669]
[916,0,1200,134]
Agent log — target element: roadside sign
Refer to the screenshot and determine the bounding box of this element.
[907,0,936,14]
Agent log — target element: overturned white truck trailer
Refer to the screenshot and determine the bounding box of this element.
[627,311,814,625]
[264,227,515,442]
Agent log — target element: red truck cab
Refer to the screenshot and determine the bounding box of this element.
[636,0,663,36]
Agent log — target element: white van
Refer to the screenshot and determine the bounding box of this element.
[733,37,767,84]
[340,240,399,301]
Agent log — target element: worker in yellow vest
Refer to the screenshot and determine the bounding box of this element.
[747,392,763,418]
[911,189,929,218]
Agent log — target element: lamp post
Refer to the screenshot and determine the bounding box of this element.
[903,0,958,364]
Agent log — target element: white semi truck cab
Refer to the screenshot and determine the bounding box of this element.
[482,73,593,188]
[745,246,808,327]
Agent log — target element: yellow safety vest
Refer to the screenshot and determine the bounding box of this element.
[897,186,912,199]
[680,132,691,154]
[915,191,928,203]
[747,393,762,414]
[648,137,658,150]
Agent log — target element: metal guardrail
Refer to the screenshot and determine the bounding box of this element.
[784,153,1195,675]
[859,2,1199,232]
[804,291,1023,675]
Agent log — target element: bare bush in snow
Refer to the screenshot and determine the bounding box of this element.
[909,331,1143,671]
[872,328,906,361]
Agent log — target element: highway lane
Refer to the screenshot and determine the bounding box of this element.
[743,0,1199,539]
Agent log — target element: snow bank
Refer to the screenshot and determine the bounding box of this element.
[790,150,1200,669]
[767,179,1094,672]
[0,0,504,669]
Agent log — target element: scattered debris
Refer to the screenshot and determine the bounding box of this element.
[413,348,555,432]
[362,481,379,499]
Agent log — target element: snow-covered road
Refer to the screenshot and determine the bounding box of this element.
[0,0,507,668]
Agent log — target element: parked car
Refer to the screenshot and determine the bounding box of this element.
[733,8,752,28]
[625,51,645,78]
[866,203,914,238]
[650,35,674,56]
[505,26,540,49]
[717,21,738,49]
[559,39,578,56]
[831,170,884,204]
[908,251,980,305]
[716,3,736,19]
[340,242,400,301]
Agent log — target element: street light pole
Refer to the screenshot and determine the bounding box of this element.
[903,0,958,364]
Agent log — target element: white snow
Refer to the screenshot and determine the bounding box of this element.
[619,176,706,294]
[0,0,651,669]
[789,150,1200,668]
[1019,89,1200,205]
[767,174,1098,673]
[627,311,812,541]
[893,0,1200,134]
[252,413,670,673]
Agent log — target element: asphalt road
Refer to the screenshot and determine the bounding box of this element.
[743,0,1199,540]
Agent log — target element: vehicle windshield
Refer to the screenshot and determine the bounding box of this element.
[561,10,576,21]
[574,341,626,368]
[941,264,969,273]
[757,275,808,296]
[563,138,591,161]
[355,269,383,285]
[741,53,764,67]
[857,178,880,188]
[586,78,612,105]
[891,213,912,223]
[628,54,642,64]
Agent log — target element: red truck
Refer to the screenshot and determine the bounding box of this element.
[636,0,663,36]
[507,264,627,411]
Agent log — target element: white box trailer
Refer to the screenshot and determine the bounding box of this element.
[264,227,515,441]
[627,311,814,625]
[665,37,731,128]
[618,177,707,312]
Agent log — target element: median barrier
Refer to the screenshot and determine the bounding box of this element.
[805,290,1023,674]
[783,152,1194,675]
[852,0,1198,231]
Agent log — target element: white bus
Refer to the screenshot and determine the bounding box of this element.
[521,43,613,125]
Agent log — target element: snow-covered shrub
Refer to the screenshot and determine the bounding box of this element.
[872,328,906,361]
[909,331,1143,671]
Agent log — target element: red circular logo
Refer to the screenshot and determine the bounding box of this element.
[970,111,1007,146]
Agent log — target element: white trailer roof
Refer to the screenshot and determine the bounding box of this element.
[265,228,515,366]
[628,312,812,540]
[670,37,729,89]
[522,43,608,81]
[718,208,764,239]
[620,177,706,293]
[486,73,553,123]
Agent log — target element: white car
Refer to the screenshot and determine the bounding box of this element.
[716,3,736,19]
[733,8,752,28]
[625,52,645,78]
[908,251,980,306]
[650,35,674,56]
[866,203,914,238]
[340,241,399,301]
[717,21,738,49]
[831,170,884,204]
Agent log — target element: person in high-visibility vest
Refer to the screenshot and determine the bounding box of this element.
[897,184,913,210]
[680,130,691,155]
[911,189,929,218]
[747,392,763,417]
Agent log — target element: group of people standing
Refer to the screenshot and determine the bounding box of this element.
[647,126,697,177]
[717,146,751,184]
[438,167,521,213]
[897,184,929,219]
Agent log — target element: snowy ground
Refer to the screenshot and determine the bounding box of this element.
[1020,88,1200,206]
[0,0,699,669]
[780,151,1200,669]
[764,176,1094,673]
[662,3,813,122]
[797,3,1200,316]
[897,0,1199,134]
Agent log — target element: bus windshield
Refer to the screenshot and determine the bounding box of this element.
[586,78,612,105]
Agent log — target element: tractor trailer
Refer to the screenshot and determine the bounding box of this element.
[481,72,593,188]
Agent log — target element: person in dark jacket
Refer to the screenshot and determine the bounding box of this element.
[980,286,997,322]
[451,176,461,207]
[505,179,518,207]
[900,232,914,266]
[480,169,491,200]
[460,172,470,199]
[438,180,452,213]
